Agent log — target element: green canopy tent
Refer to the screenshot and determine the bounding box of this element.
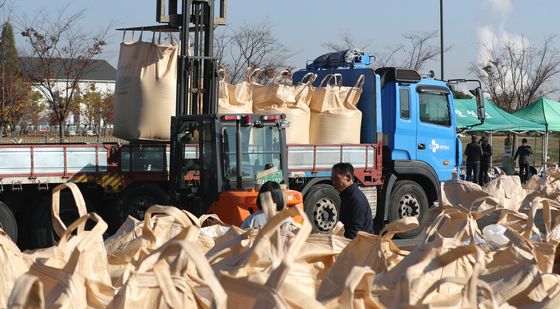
[512,98,560,168]
[454,99,545,132]
[455,99,545,175]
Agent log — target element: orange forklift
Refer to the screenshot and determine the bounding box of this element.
[151,0,302,224]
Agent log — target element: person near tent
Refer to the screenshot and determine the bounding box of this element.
[479,135,493,186]
[513,138,533,183]
[464,135,483,184]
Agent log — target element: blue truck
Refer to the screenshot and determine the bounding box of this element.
[287,50,485,236]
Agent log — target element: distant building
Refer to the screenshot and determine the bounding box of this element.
[19,57,116,131]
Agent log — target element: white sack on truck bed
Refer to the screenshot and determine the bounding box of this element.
[113,34,178,141]
[309,74,364,144]
[218,68,254,114]
[253,71,317,144]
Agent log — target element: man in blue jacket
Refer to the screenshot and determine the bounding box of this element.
[331,162,374,239]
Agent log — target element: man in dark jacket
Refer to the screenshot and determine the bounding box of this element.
[464,135,483,184]
[513,138,533,183]
[479,135,493,186]
[331,162,374,239]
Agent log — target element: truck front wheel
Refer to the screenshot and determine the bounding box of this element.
[389,180,428,238]
[0,201,17,242]
[304,184,341,233]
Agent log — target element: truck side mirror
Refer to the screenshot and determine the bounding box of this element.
[474,87,485,123]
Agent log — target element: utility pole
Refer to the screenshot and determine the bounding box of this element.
[440,0,444,80]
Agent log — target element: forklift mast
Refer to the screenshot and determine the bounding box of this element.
[156,0,226,115]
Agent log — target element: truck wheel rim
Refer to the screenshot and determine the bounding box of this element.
[313,198,338,232]
[398,194,420,218]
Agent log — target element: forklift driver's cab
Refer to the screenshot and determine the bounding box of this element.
[170,113,301,224]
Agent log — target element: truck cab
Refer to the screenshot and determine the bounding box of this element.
[379,67,458,183]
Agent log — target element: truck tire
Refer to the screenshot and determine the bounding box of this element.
[304,184,341,233]
[120,183,168,221]
[388,180,428,238]
[0,201,17,242]
[26,194,94,249]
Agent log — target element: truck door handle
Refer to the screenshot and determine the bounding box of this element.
[418,143,426,150]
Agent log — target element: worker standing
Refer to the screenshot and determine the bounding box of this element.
[331,162,374,239]
[479,135,492,186]
[513,138,533,183]
[464,135,483,184]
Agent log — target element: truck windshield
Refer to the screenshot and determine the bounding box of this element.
[222,125,282,182]
[419,92,451,127]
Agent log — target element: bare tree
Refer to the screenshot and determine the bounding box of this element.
[19,7,108,141]
[471,36,560,112]
[215,21,291,84]
[400,31,440,71]
[322,30,442,72]
[321,30,372,52]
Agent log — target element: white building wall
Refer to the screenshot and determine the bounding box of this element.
[32,79,116,128]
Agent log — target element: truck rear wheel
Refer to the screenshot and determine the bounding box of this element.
[26,194,93,249]
[389,180,428,238]
[120,183,168,221]
[304,184,341,233]
[0,201,17,242]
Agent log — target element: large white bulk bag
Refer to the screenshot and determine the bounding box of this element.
[218,68,254,114]
[278,105,311,144]
[310,110,362,144]
[309,75,364,144]
[253,72,317,144]
[252,70,296,112]
[113,34,178,141]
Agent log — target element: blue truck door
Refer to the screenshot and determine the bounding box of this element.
[415,87,456,182]
[392,86,417,160]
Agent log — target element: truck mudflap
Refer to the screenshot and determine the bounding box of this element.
[206,189,303,226]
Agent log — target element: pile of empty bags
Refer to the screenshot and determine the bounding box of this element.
[4,172,560,308]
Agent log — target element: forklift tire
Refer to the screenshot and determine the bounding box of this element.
[304,184,341,233]
[26,193,94,249]
[388,180,428,238]
[0,201,17,242]
[119,183,168,221]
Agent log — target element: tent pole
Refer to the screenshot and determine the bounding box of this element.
[489,132,493,167]
[534,136,537,167]
[544,130,549,176]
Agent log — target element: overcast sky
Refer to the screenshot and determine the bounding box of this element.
[6,0,559,81]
